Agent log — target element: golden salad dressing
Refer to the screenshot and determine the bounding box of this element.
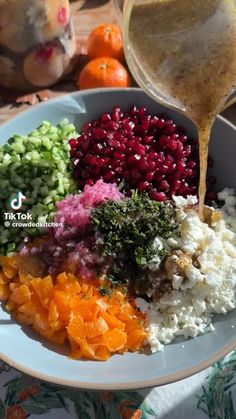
[124,0,236,216]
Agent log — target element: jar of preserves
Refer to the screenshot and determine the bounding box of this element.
[0,0,77,90]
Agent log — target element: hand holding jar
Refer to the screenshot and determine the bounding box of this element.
[0,0,77,90]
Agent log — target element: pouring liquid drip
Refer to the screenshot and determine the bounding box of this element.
[124,0,236,218]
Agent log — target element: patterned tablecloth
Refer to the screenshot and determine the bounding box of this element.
[0,351,236,418]
[0,1,236,418]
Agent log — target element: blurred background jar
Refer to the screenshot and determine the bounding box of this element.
[0,0,77,91]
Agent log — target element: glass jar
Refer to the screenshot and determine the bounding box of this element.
[0,0,77,90]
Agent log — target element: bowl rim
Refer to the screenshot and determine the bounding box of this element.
[0,87,236,390]
[1,87,236,134]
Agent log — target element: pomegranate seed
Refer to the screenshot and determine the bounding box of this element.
[103,170,115,182]
[148,151,159,161]
[123,170,131,181]
[107,121,119,131]
[179,134,188,143]
[138,181,151,192]
[114,151,125,160]
[144,171,155,181]
[82,169,90,179]
[83,122,91,132]
[127,154,141,166]
[170,180,182,194]
[182,145,191,157]
[148,160,157,171]
[159,180,169,191]
[138,157,148,173]
[159,135,169,148]
[185,168,194,177]
[164,123,176,135]
[101,113,111,123]
[92,143,103,154]
[114,166,124,175]
[132,143,146,156]
[93,128,106,140]
[176,161,186,174]
[151,191,167,201]
[112,111,121,122]
[187,161,197,169]
[154,173,165,182]
[144,135,154,144]
[70,106,214,202]
[138,107,147,117]
[130,168,142,181]
[96,158,106,168]
[168,140,179,151]
[156,119,166,130]
[69,138,77,147]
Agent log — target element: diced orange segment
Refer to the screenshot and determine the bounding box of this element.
[33,311,55,339]
[18,301,36,316]
[95,345,110,361]
[0,284,10,301]
[0,271,11,284]
[85,317,109,338]
[78,340,96,359]
[49,330,67,345]
[10,284,31,305]
[48,300,61,330]
[71,297,100,322]
[53,291,71,323]
[0,255,20,278]
[126,329,147,351]
[124,318,141,334]
[0,263,147,361]
[56,272,68,285]
[67,315,85,343]
[103,329,127,352]
[101,311,125,330]
[31,276,53,308]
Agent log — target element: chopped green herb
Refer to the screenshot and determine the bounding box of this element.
[107,273,122,286]
[92,192,178,287]
[99,287,112,296]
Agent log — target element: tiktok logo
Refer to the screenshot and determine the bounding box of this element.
[10,192,26,210]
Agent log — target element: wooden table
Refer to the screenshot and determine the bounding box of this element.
[0,0,235,126]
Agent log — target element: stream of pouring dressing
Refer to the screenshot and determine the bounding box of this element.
[124,0,236,217]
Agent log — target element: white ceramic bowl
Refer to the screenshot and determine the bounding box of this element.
[0,88,235,389]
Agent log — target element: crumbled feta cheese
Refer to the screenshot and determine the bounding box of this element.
[147,189,236,353]
[172,274,183,290]
[173,195,198,208]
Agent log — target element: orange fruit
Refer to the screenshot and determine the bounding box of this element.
[19,384,41,401]
[6,405,26,419]
[78,57,131,90]
[88,24,124,61]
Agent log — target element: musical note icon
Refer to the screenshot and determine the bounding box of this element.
[10,192,26,210]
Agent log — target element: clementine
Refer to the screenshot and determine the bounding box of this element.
[87,24,124,61]
[78,57,131,90]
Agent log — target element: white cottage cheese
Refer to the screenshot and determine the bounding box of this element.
[147,191,236,353]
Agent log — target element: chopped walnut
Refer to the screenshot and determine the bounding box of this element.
[164,250,192,280]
